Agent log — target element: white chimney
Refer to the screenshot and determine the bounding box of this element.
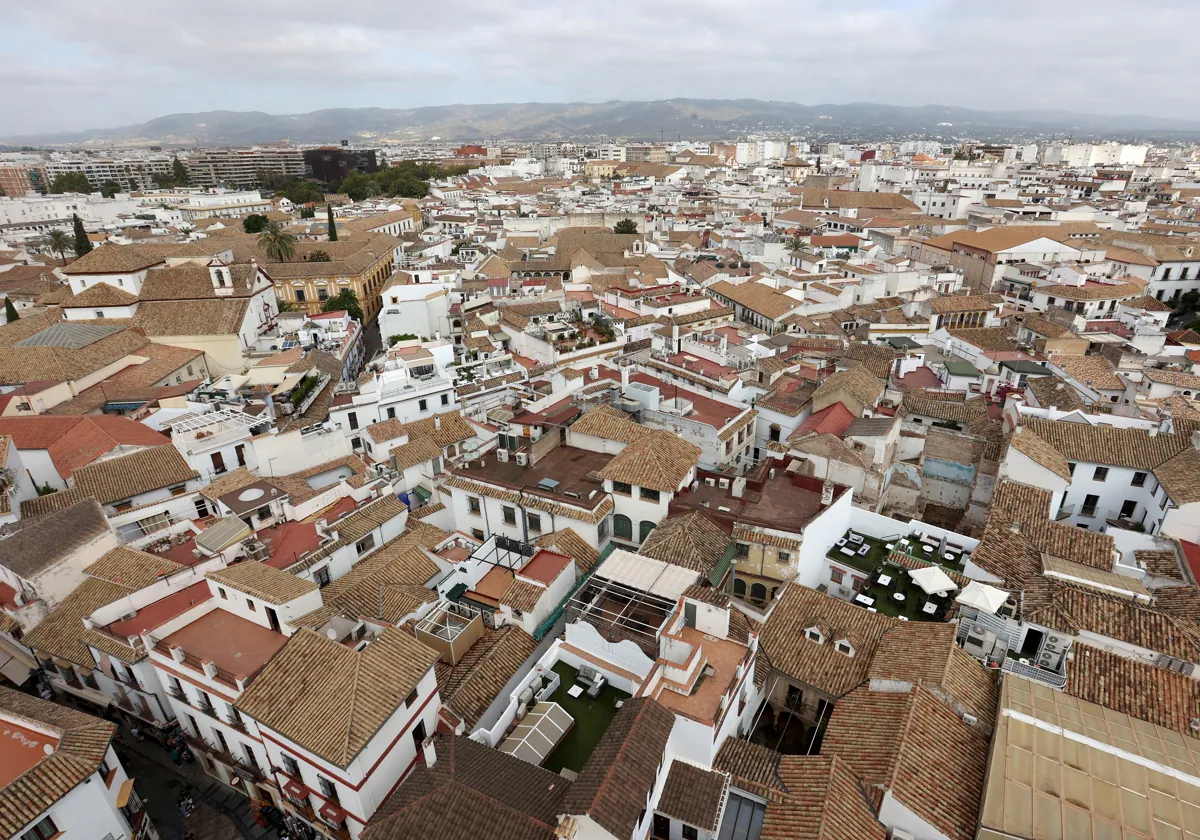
[621,365,631,389]
[434,415,441,430]
[820,479,834,506]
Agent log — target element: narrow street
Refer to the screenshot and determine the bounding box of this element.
[109,718,279,840]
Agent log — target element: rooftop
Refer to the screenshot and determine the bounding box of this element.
[540,660,631,774]
[451,445,612,509]
[671,467,829,533]
[158,607,288,684]
[652,624,748,724]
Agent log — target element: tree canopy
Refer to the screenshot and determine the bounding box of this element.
[613,218,639,234]
[99,181,121,199]
[72,214,93,257]
[243,214,270,234]
[257,220,297,263]
[50,172,91,194]
[327,205,338,241]
[44,229,71,265]
[322,289,363,322]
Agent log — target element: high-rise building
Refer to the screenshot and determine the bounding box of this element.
[302,146,380,185]
[185,147,307,189]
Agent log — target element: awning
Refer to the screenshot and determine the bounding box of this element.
[116,778,134,808]
[908,566,957,596]
[283,778,308,799]
[498,702,574,766]
[593,549,699,600]
[955,581,1009,614]
[319,800,347,823]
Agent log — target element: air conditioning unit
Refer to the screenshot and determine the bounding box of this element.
[891,830,916,840]
[496,448,510,462]
[515,452,529,466]
[962,713,978,727]
[963,628,997,660]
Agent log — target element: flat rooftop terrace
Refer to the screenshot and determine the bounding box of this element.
[452,446,611,509]
[158,607,287,684]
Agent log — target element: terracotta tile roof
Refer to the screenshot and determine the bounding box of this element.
[713,737,784,793]
[207,561,318,605]
[761,754,888,840]
[0,415,168,478]
[709,279,802,321]
[73,443,197,503]
[62,243,164,274]
[363,734,570,840]
[22,577,133,666]
[843,343,899,380]
[84,546,184,589]
[59,283,140,308]
[283,494,410,573]
[363,411,477,449]
[656,761,730,832]
[133,298,250,336]
[199,466,259,501]
[1024,374,1085,411]
[1064,644,1200,736]
[534,528,600,572]
[595,430,700,493]
[944,327,1019,352]
[638,511,731,579]
[1054,354,1124,391]
[0,499,108,578]
[1038,280,1143,301]
[759,585,897,696]
[237,627,439,767]
[821,685,988,840]
[1009,426,1072,479]
[0,325,150,386]
[0,687,116,838]
[561,697,675,839]
[867,622,999,725]
[1024,577,1200,662]
[813,366,884,408]
[294,527,444,627]
[138,263,259,301]
[1023,416,1188,471]
[269,455,369,507]
[568,405,652,444]
[435,626,537,728]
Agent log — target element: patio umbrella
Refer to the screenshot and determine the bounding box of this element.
[955,581,1009,614]
[908,565,957,596]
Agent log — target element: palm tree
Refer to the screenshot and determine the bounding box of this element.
[44,229,71,265]
[786,235,806,253]
[257,220,296,263]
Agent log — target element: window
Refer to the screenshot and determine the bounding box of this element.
[735,542,749,558]
[348,411,358,430]
[835,641,854,656]
[218,587,227,599]
[356,534,377,555]
[246,598,256,611]
[1081,493,1099,517]
[405,688,419,708]
[21,816,57,840]
[805,628,823,643]
[502,506,517,526]
[527,513,542,534]
[317,288,329,301]
[471,528,485,540]
[194,497,210,518]
[280,753,300,777]
[1068,462,1076,476]
[611,481,632,496]
[778,551,791,562]
[613,514,632,540]
[1093,466,1108,482]
[750,582,767,602]
[639,520,655,542]
[418,399,428,412]
[295,289,306,303]
[468,497,481,516]
[387,407,396,419]
[639,487,661,502]
[94,310,105,319]
[350,436,361,450]
[314,566,331,588]
[441,393,450,406]
[1132,471,1147,487]
[318,775,338,802]
[682,827,699,840]
[830,567,844,585]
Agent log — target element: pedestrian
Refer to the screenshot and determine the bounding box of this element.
[130,724,143,742]
[169,746,182,766]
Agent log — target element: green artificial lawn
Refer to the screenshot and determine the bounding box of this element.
[859,567,949,622]
[541,661,630,774]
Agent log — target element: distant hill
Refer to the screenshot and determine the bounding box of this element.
[7,99,1200,146]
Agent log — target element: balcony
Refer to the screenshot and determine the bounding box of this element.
[167,686,186,702]
[283,793,315,821]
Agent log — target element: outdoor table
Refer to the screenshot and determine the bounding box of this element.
[923,601,937,615]
[567,684,585,698]
[885,543,895,550]
[893,592,905,602]
[922,544,932,553]
[840,547,856,557]
[855,594,874,606]
[878,574,892,587]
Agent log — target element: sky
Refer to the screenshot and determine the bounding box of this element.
[4,0,1199,134]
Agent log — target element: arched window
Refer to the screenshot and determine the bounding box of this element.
[733,578,746,597]
[613,514,632,540]
[639,520,656,542]
[750,583,768,603]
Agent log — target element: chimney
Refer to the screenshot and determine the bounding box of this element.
[820,479,834,506]
[434,415,441,430]
[1149,427,1159,438]
[620,365,631,389]
[1009,521,1021,534]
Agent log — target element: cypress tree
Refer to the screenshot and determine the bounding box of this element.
[327,205,338,242]
[72,214,93,256]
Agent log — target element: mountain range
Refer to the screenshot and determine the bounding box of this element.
[7,99,1200,147]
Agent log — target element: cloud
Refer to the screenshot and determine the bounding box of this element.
[4,0,1199,134]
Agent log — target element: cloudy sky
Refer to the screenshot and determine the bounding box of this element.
[5,0,1197,134]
